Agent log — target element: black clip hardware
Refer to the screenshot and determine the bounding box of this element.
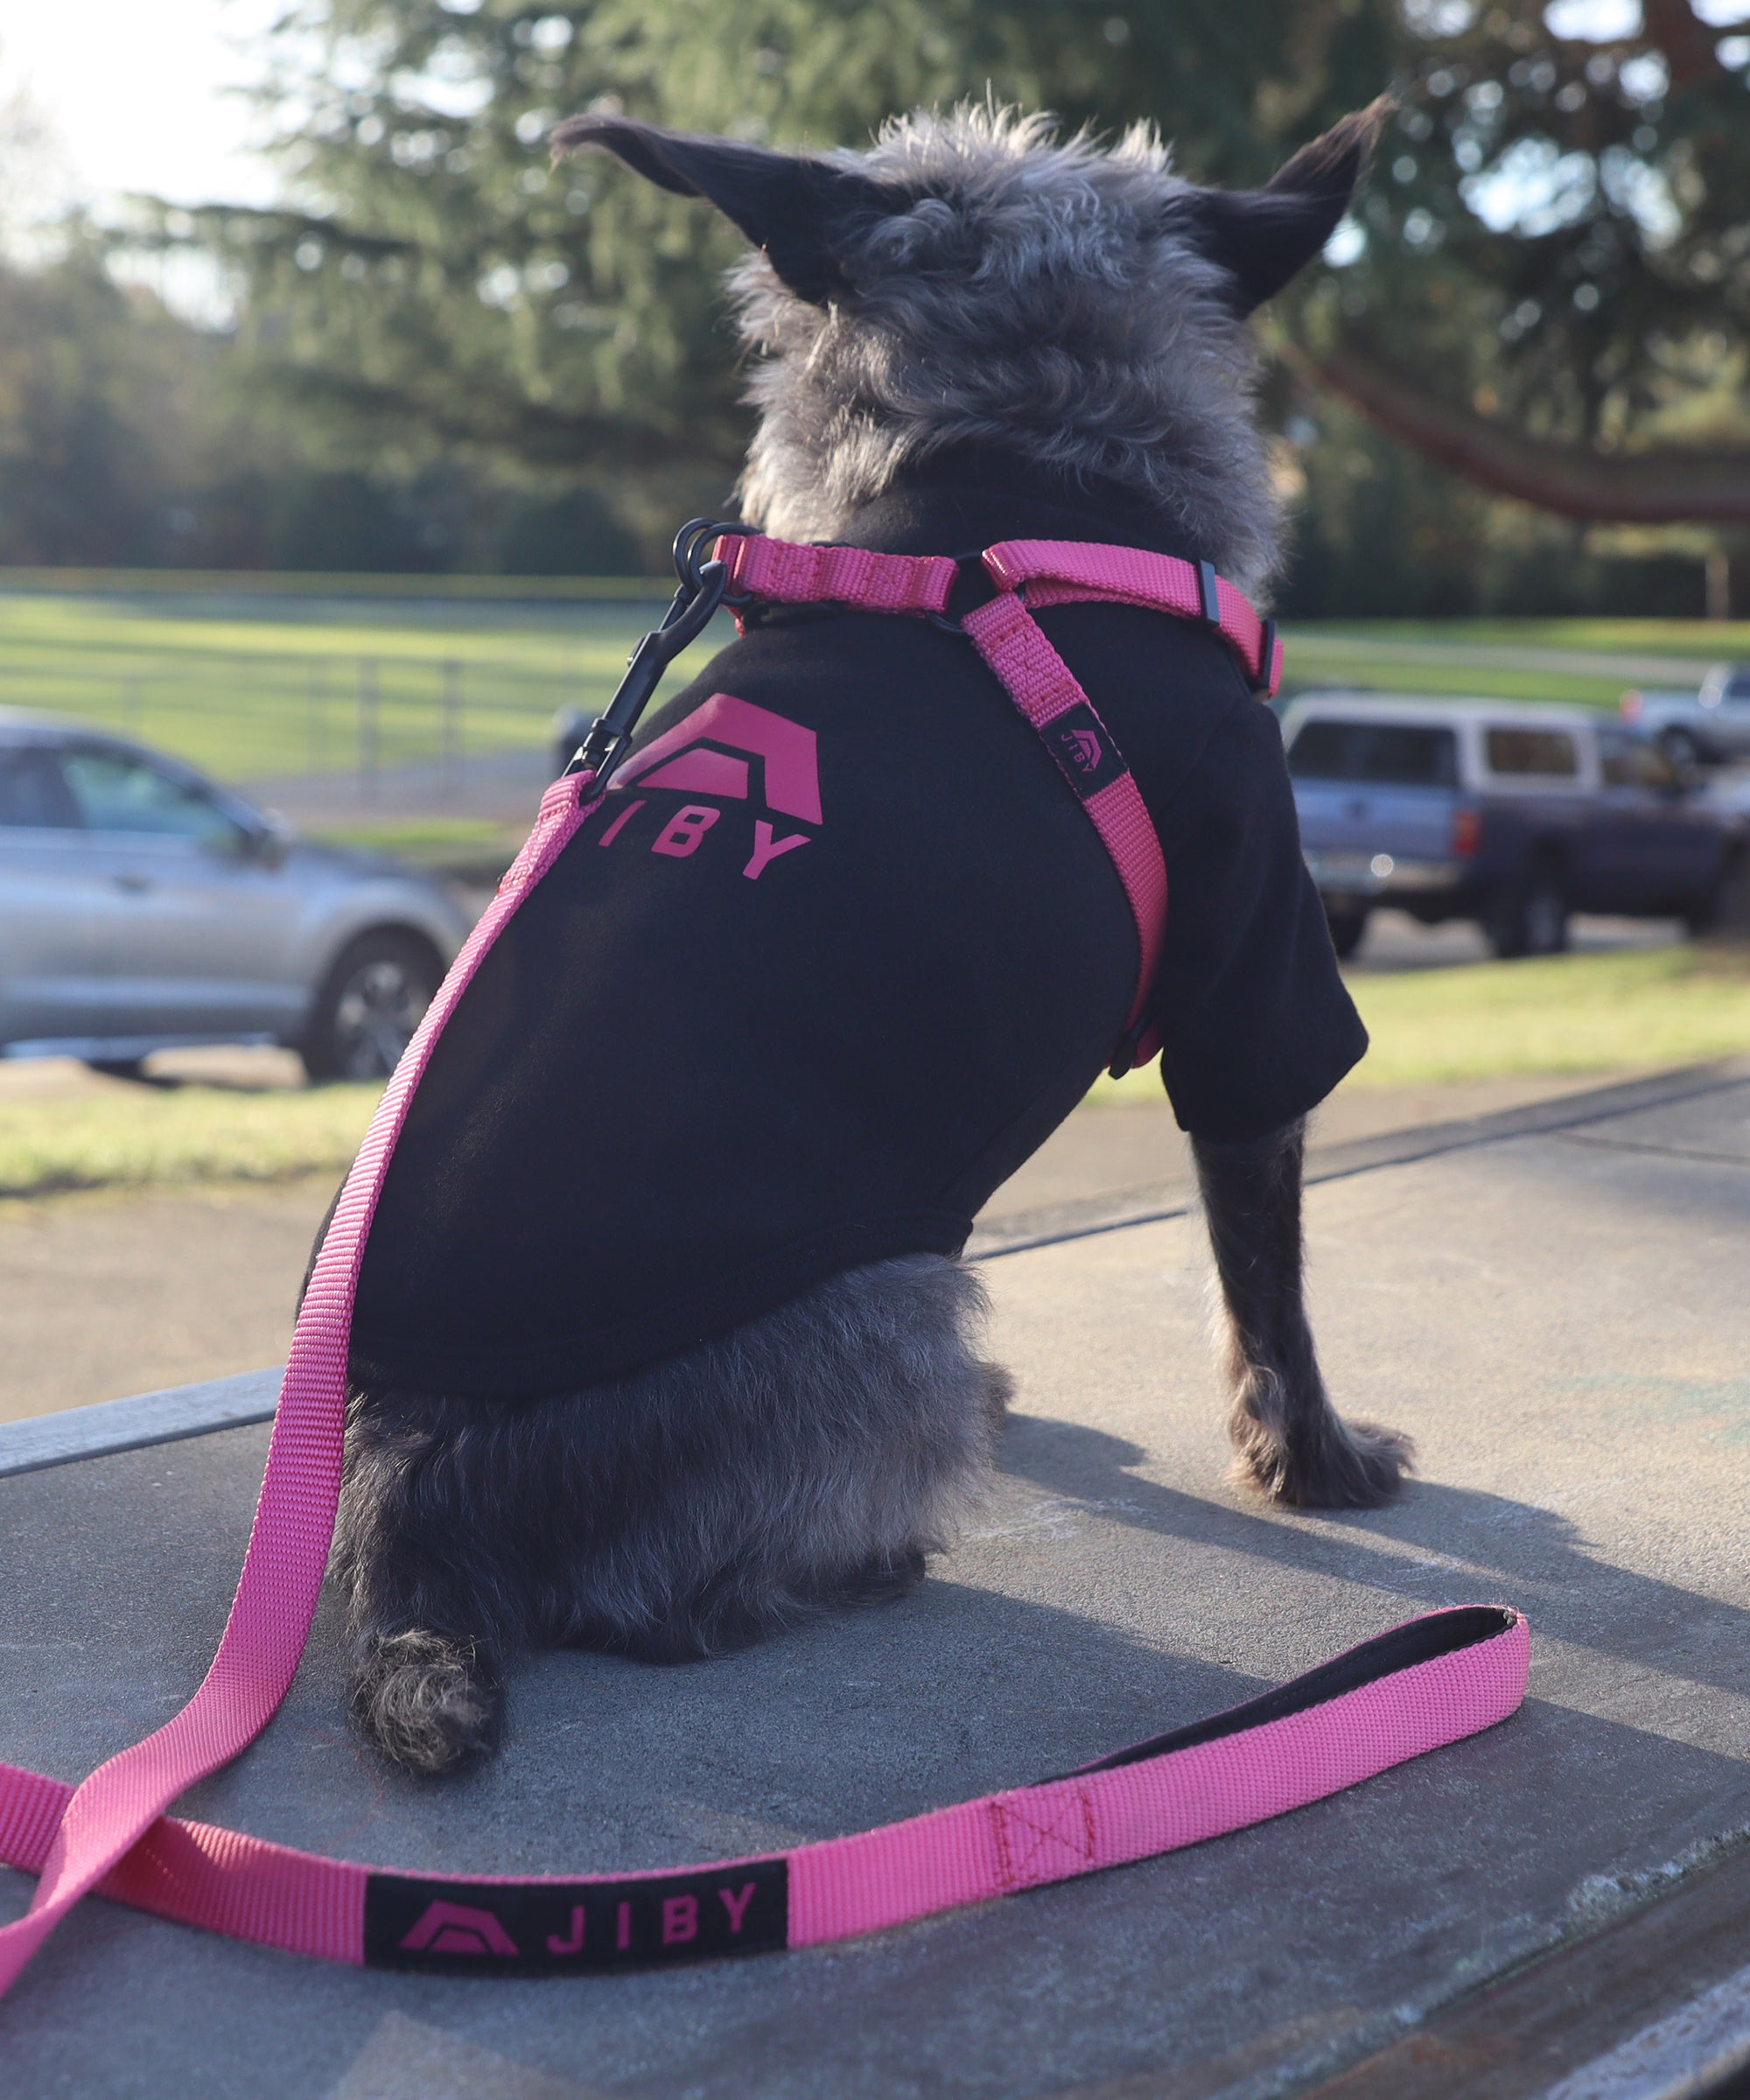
[1106,1018,1151,1081]
[563,518,741,790]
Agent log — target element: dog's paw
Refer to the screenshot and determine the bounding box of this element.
[835,1545,928,1608]
[1232,1413,1416,1510]
[348,1628,501,1775]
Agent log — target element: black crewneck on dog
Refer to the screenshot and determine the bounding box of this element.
[348,456,1366,1398]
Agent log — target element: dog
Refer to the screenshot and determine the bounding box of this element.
[324,98,1413,1778]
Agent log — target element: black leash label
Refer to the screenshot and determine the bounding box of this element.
[1042,702,1128,800]
[365,1857,789,1973]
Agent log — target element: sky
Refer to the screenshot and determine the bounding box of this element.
[5,0,1750,227]
[0,0,287,218]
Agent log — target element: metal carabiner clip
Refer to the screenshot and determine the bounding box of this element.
[563,519,740,789]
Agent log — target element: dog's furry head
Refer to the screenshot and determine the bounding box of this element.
[555,99,1389,592]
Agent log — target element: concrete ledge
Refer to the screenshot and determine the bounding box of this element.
[970,1057,1750,1259]
[1293,1830,1750,2100]
[8,1060,1748,1481]
[0,1367,282,1480]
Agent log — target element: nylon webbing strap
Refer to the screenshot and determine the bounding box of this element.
[0,536,1526,2002]
[0,772,599,2001]
[960,590,1169,1070]
[717,533,958,617]
[0,1609,1528,1975]
[980,539,1284,698]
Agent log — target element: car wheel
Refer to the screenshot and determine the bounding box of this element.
[1325,904,1369,961]
[1486,868,1569,960]
[1686,850,1749,938]
[1659,727,1706,773]
[301,931,440,1082]
[84,1057,149,1082]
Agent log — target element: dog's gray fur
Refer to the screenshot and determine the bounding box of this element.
[733,108,1282,594]
[338,1255,1009,1774]
[338,97,1407,1776]
[1193,1122,1414,1507]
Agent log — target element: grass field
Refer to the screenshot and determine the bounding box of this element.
[1,576,1742,792]
[0,586,725,786]
[5,945,1746,1200]
[0,1082,380,1200]
[1094,944,1750,1102]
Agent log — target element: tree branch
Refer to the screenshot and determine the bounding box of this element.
[1292,339,1750,525]
[1640,0,1728,92]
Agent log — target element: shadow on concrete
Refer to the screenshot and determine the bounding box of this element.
[999,1411,1750,1704]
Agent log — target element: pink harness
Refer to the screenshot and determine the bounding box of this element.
[0,528,1525,1993]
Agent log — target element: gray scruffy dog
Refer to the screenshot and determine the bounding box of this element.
[333,97,1412,1778]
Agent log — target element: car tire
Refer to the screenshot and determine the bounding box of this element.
[1659,726,1708,773]
[1686,850,1750,938]
[1325,904,1369,961]
[84,1057,149,1082]
[300,930,441,1082]
[1485,867,1569,960]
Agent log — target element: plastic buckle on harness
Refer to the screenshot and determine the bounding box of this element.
[1196,560,1222,630]
[1107,1018,1150,1081]
[1250,618,1278,697]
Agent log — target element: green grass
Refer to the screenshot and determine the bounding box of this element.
[0,588,728,786]
[0,578,1739,786]
[0,1082,382,1199]
[305,814,526,876]
[8,947,1747,1198]
[1278,613,1750,711]
[1093,945,1750,1102]
[1299,616,1750,659]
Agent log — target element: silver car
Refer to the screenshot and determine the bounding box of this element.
[0,710,470,1080]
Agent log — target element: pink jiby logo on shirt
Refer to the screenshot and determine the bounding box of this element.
[597,694,821,881]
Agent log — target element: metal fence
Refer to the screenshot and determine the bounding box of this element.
[0,641,622,794]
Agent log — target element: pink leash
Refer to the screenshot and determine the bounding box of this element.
[0,532,1524,1993]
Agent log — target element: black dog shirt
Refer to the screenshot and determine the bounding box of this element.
[348,453,1366,1398]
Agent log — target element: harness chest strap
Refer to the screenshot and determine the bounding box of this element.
[715,531,1281,1075]
[0,535,1522,2001]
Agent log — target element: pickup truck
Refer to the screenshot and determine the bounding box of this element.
[1282,694,1744,959]
[1621,663,1750,769]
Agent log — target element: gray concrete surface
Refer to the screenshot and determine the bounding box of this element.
[4,1074,1750,2097]
[0,1060,1621,1423]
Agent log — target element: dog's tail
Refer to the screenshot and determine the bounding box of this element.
[346,1628,502,1776]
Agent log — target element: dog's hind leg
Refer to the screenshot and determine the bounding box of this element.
[333,1255,1006,1774]
[1193,1118,1413,1508]
[332,1387,535,1774]
[550,1254,1008,1662]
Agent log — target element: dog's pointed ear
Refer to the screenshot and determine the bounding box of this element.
[552,114,897,304]
[1180,98,1394,317]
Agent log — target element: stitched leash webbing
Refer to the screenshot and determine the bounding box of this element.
[0,1609,1529,1972]
[0,774,599,1999]
[959,590,1168,1067]
[0,533,1526,1997]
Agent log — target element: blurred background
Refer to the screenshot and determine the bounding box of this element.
[2,0,1748,1421]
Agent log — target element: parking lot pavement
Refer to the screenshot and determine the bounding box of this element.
[1348,906,1681,972]
[4,1068,1750,2096]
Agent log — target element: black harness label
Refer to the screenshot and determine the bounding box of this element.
[364,1857,789,1974]
[1041,702,1128,800]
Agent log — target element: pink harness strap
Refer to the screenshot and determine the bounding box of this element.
[717,531,958,618]
[0,532,1526,2000]
[0,773,597,2000]
[959,590,1167,1069]
[982,538,1284,698]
